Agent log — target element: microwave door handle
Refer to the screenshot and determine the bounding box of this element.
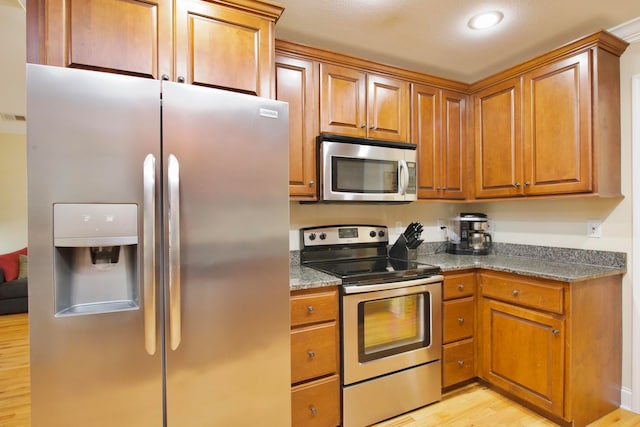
[399,160,409,195]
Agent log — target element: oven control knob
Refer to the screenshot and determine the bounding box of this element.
[369,230,376,238]
[308,233,316,241]
[319,232,327,240]
[378,230,385,238]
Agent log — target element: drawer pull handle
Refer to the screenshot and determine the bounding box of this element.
[457,317,465,325]
[512,289,520,296]
[457,283,465,291]
[308,351,316,358]
[310,406,317,416]
[552,329,560,336]
[307,305,314,314]
[457,360,465,367]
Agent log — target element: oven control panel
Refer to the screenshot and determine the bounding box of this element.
[301,225,388,247]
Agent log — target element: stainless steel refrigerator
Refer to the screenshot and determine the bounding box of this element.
[27,64,291,426]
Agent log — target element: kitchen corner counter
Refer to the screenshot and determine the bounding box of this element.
[290,242,626,290]
[415,253,626,283]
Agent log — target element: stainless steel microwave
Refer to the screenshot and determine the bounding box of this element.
[318,134,417,202]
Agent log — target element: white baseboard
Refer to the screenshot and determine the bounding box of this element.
[621,387,637,412]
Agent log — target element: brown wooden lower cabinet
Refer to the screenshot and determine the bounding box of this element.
[442,338,475,388]
[290,287,340,427]
[477,270,622,427]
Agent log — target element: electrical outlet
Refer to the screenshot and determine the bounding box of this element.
[437,219,447,239]
[587,219,602,238]
[487,220,496,233]
[395,221,403,234]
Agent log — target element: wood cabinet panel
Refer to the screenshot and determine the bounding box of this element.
[523,51,591,195]
[175,0,275,96]
[474,78,523,198]
[367,74,410,142]
[290,289,337,327]
[292,375,340,427]
[440,91,467,198]
[480,298,564,416]
[291,322,338,384]
[276,55,319,200]
[442,338,474,388]
[320,63,367,137]
[443,271,475,300]
[480,272,564,314]
[442,297,474,344]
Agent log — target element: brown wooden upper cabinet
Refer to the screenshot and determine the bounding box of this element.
[320,63,410,142]
[275,54,319,201]
[27,0,283,97]
[412,84,468,199]
[473,32,627,199]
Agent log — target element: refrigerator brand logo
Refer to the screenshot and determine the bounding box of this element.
[259,108,279,119]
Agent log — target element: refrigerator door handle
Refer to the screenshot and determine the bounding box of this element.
[143,154,157,355]
[168,154,182,350]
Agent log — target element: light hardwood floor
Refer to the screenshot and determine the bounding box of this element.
[1,313,639,427]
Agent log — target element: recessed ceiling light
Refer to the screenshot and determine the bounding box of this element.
[468,11,504,30]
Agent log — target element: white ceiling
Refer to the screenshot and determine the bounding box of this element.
[275,0,640,82]
[1,1,640,135]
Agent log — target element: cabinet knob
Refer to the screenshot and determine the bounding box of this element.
[307,305,314,314]
[177,76,185,83]
[514,182,521,188]
[512,289,520,296]
[457,317,465,325]
[309,180,315,187]
[457,283,465,291]
[161,74,170,81]
[552,329,560,336]
[457,360,465,367]
[308,350,316,358]
[310,406,317,416]
[361,124,367,128]
[369,125,376,130]
[525,181,531,186]
[436,186,442,190]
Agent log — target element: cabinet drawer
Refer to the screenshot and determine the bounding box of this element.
[481,272,565,314]
[291,322,338,384]
[443,338,475,388]
[442,297,474,343]
[292,375,340,427]
[291,290,338,327]
[443,272,475,300]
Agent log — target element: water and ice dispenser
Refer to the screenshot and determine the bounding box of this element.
[53,204,139,316]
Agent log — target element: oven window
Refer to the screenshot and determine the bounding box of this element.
[358,292,430,362]
[332,157,398,193]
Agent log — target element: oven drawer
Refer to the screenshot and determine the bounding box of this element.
[442,297,474,343]
[291,322,338,384]
[443,338,475,388]
[443,272,475,300]
[292,375,340,427]
[291,289,338,327]
[480,272,565,314]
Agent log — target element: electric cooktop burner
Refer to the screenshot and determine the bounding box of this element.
[300,224,441,286]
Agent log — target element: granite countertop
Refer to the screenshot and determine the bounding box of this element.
[289,242,626,291]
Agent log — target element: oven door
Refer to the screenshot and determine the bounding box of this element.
[342,276,442,385]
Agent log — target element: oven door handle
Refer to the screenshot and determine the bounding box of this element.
[342,275,444,294]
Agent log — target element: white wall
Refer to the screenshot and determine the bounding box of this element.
[0,133,27,254]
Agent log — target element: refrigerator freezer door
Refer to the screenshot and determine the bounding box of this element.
[27,65,163,426]
[161,82,291,426]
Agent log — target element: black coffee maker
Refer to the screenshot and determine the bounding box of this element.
[446,213,492,255]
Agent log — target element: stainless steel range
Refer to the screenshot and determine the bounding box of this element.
[301,225,443,427]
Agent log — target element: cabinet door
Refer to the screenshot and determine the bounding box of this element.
[38,0,172,79]
[480,298,564,416]
[412,84,441,198]
[320,63,367,137]
[523,51,592,195]
[474,77,523,198]
[367,74,410,142]
[175,0,275,96]
[440,90,467,199]
[276,55,319,200]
